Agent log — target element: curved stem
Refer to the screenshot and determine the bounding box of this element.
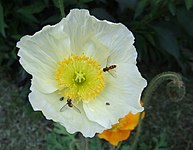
[143,72,183,108]
[58,0,65,18]
[130,72,185,150]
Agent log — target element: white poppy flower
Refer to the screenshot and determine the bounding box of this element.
[17,9,147,137]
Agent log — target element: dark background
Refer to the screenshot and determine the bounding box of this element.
[0,0,193,149]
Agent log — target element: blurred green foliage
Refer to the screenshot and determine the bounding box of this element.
[1,0,193,75]
[46,123,168,150]
[1,0,193,149]
[47,123,107,150]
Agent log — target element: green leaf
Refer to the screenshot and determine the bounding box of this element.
[177,9,193,37]
[153,26,180,59]
[153,133,168,150]
[139,142,149,150]
[168,1,176,16]
[17,2,46,24]
[120,145,131,150]
[63,0,77,6]
[46,123,76,150]
[79,0,94,3]
[88,137,103,150]
[185,0,193,10]
[115,0,138,11]
[0,3,6,37]
[46,133,64,150]
[52,0,60,8]
[134,0,148,19]
[145,34,156,46]
[53,123,75,139]
[18,13,39,24]
[91,8,115,22]
[135,34,149,63]
[41,14,61,25]
[17,2,45,14]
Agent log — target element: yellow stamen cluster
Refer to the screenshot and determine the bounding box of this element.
[55,54,105,101]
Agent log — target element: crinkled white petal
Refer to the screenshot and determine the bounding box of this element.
[31,76,58,94]
[29,85,105,137]
[83,62,146,128]
[63,9,137,67]
[103,63,147,113]
[63,9,113,66]
[83,94,122,128]
[17,19,71,93]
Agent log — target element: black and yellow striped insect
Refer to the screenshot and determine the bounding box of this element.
[59,97,81,113]
[103,56,117,78]
[103,65,116,72]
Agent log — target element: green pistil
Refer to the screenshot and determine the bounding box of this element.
[75,71,86,83]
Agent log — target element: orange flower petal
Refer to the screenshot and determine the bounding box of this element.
[98,129,131,146]
[98,111,145,146]
[120,112,145,130]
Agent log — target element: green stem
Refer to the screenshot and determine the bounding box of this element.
[58,0,65,18]
[130,71,185,150]
[130,113,143,150]
[70,139,81,150]
[115,141,123,150]
[79,133,89,150]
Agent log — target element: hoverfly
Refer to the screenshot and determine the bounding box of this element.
[103,65,116,72]
[59,97,81,113]
[103,56,117,78]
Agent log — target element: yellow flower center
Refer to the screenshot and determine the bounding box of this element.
[55,54,105,101]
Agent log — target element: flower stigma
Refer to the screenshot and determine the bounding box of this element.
[75,71,86,83]
[55,54,105,101]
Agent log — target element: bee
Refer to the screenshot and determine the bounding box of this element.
[103,56,117,78]
[59,98,81,113]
